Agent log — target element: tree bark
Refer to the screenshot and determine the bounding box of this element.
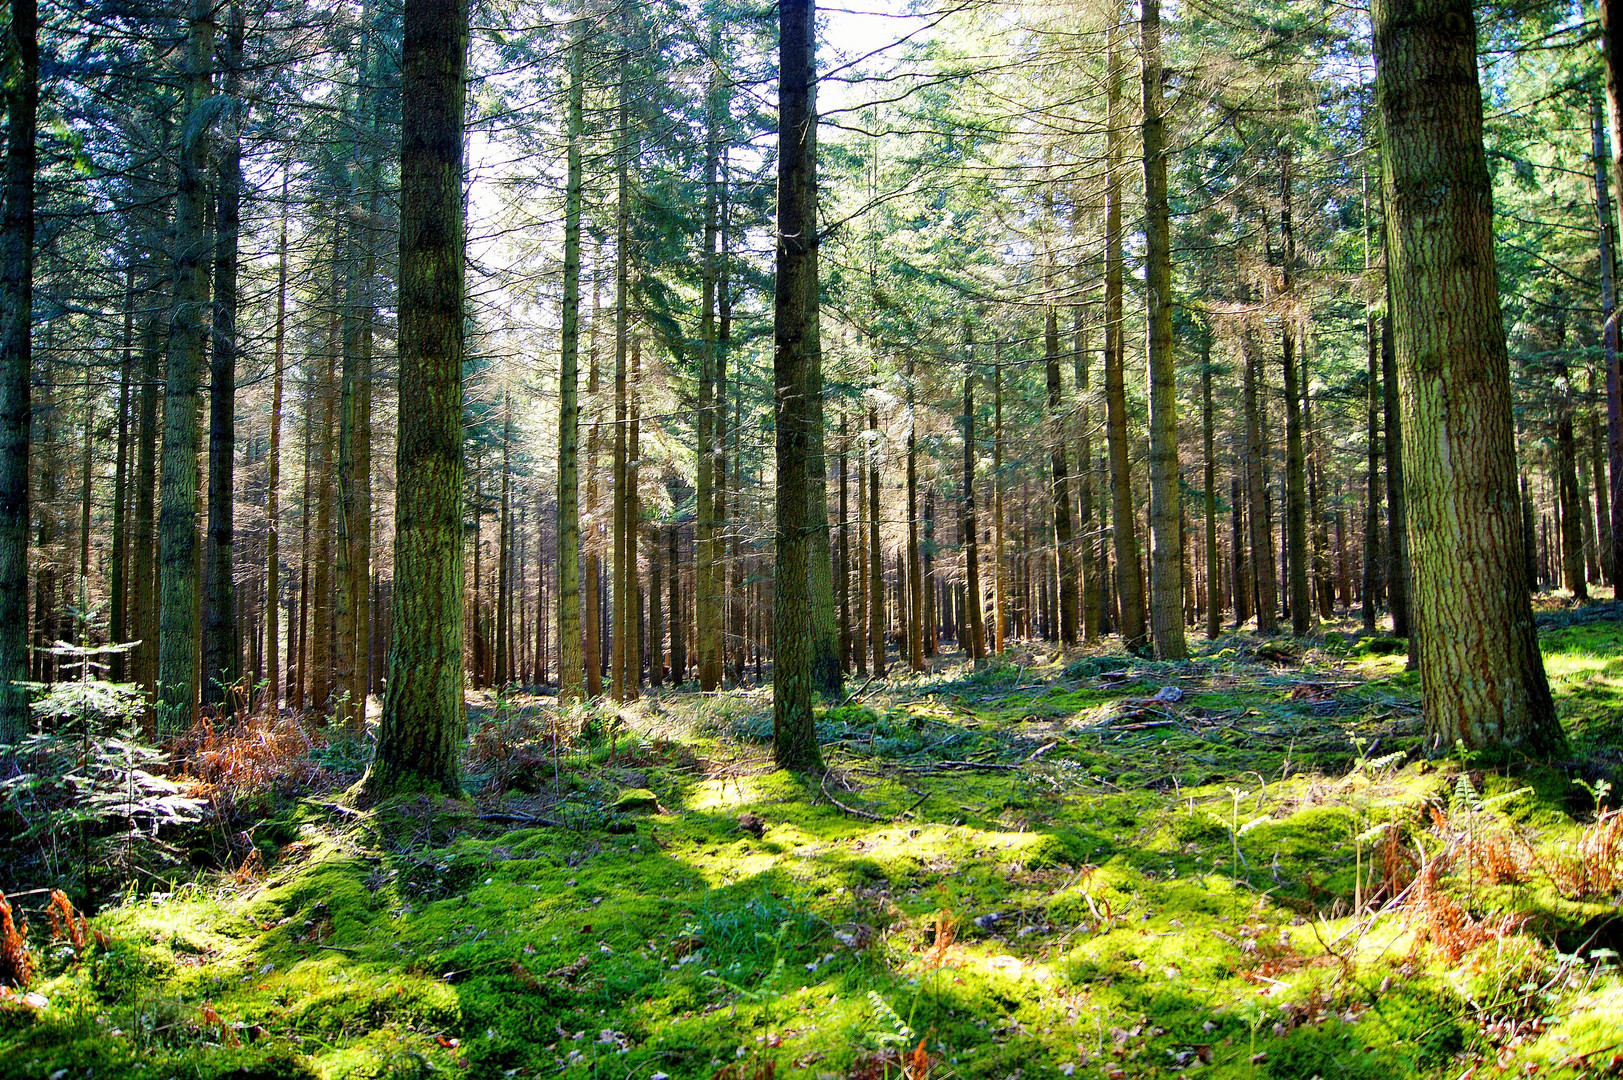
[1241,280,1277,634]
[772,0,822,770]
[1045,305,1078,646]
[1142,0,1184,659]
[156,0,214,732]
[362,0,469,798]
[555,22,584,703]
[962,327,985,660]
[1202,345,1220,639]
[1599,0,1623,586]
[1279,142,1313,638]
[203,3,245,709]
[1373,0,1563,755]
[0,0,37,744]
[1104,22,1147,651]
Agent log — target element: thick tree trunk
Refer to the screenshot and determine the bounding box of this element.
[556,24,584,703]
[1142,0,1184,659]
[1372,0,1563,755]
[362,0,469,798]
[156,0,215,733]
[0,0,37,743]
[772,0,823,770]
[203,4,244,709]
[1599,0,1623,586]
[1592,103,1618,585]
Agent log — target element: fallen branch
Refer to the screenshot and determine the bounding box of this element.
[477,812,564,827]
[820,770,887,821]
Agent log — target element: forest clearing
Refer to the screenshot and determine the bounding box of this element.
[4,612,1623,1078]
[7,0,1623,1075]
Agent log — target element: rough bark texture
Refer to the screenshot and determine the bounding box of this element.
[156,0,214,733]
[771,0,822,771]
[1593,102,1618,584]
[1373,0,1563,756]
[556,24,584,703]
[0,0,38,745]
[203,4,244,708]
[1142,0,1184,659]
[1601,0,1623,586]
[362,0,469,799]
[1363,149,1383,632]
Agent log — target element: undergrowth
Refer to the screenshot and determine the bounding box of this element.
[1,617,1621,1079]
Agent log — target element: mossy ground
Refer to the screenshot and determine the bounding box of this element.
[4,609,1623,1080]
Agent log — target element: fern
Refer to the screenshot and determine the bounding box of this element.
[866,990,914,1047]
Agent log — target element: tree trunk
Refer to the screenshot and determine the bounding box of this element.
[838,413,851,667]
[310,304,337,716]
[808,342,840,693]
[869,402,886,675]
[156,0,214,733]
[695,46,721,693]
[1045,305,1078,646]
[555,23,584,702]
[0,0,37,743]
[772,0,822,770]
[1202,346,1220,639]
[1381,307,1412,645]
[1142,0,1184,659]
[363,0,469,798]
[1599,0,1623,586]
[1073,300,1100,643]
[496,397,513,686]
[1104,19,1147,650]
[1592,101,1618,585]
[992,359,1006,653]
[1241,286,1277,634]
[1363,143,1383,632]
[1279,143,1313,638]
[203,3,244,709]
[1373,0,1563,756]
[266,185,288,706]
[962,328,985,660]
[111,258,135,679]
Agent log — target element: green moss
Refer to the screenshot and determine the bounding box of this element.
[8,621,1623,1078]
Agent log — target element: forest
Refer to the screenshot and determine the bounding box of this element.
[3,0,1623,1075]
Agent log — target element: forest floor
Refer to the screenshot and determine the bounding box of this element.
[5,606,1623,1080]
